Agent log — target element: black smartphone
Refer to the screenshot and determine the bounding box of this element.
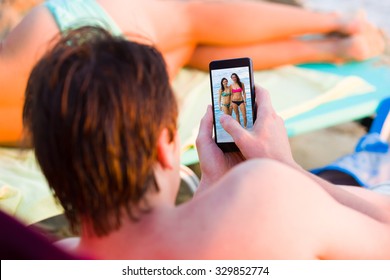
[209,57,256,152]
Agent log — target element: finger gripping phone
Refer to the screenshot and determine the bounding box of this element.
[209,57,256,152]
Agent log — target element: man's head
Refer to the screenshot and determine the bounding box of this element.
[23,27,179,237]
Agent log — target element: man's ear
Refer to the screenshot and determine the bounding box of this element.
[156,128,175,169]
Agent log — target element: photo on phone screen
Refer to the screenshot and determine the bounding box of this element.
[209,58,256,152]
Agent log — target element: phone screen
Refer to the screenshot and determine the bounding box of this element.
[209,58,256,152]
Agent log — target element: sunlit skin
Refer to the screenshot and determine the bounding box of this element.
[0,0,386,143]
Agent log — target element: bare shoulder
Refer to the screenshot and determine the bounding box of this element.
[0,5,60,136]
[174,160,320,258]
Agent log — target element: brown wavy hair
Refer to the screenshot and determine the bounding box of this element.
[23,26,178,237]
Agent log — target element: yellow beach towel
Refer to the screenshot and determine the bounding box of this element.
[0,148,63,225]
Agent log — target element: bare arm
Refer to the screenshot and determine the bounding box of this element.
[0,6,59,143]
[219,87,390,224]
[295,167,390,223]
[257,160,390,259]
[242,83,246,103]
[262,160,390,259]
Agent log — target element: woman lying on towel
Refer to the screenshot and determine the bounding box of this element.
[23,27,390,259]
[0,0,386,142]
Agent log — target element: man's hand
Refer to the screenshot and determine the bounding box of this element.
[220,86,297,168]
[196,106,244,189]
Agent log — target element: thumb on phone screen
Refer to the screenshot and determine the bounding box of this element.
[220,114,249,147]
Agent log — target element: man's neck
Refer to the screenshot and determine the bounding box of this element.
[77,203,175,259]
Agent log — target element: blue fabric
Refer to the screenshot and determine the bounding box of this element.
[369,98,390,135]
[311,98,390,188]
[312,137,390,188]
[44,0,122,36]
[355,133,389,153]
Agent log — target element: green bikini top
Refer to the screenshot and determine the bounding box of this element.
[221,92,231,97]
[45,0,123,36]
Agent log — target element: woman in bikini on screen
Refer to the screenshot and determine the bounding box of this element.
[230,73,247,128]
[218,78,232,116]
